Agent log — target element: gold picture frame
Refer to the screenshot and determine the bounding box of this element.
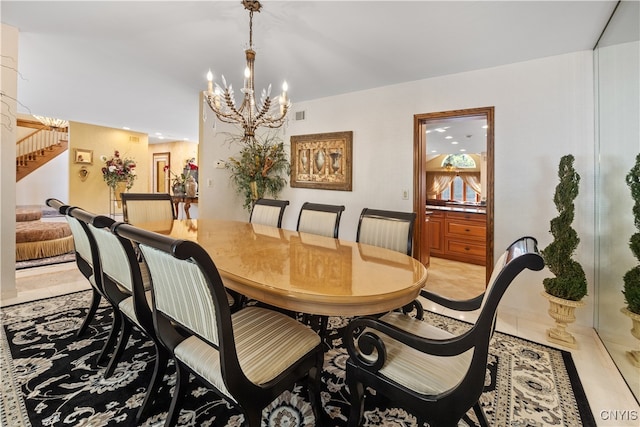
[74,148,93,164]
[290,131,353,191]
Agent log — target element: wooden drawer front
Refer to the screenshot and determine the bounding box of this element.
[427,210,445,218]
[446,211,485,222]
[446,221,486,240]
[446,239,486,259]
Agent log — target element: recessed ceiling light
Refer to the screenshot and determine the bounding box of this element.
[460,148,467,152]
[434,128,447,133]
[431,150,437,153]
[425,130,432,134]
[155,132,162,136]
[158,136,165,140]
[445,136,453,139]
[122,127,130,130]
[482,125,488,129]
[183,138,189,141]
[451,141,459,145]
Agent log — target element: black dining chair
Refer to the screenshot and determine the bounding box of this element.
[113,222,324,427]
[62,205,121,366]
[45,198,108,341]
[84,213,172,423]
[356,208,416,256]
[344,236,545,427]
[121,192,175,225]
[296,202,345,238]
[249,198,289,228]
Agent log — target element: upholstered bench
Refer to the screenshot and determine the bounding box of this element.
[15,220,74,261]
[16,207,42,222]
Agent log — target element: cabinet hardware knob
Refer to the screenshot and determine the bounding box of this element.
[465,229,470,232]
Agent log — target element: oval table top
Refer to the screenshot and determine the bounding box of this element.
[139,218,428,316]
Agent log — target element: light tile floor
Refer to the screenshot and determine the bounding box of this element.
[3,257,639,426]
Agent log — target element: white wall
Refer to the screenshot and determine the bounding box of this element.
[16,152,69,206]
[199,50,595,327]
[1,24,19,298]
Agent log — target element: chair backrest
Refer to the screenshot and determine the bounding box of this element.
[249,198,289,228]
[296,202,345,238]
[66,206,103,285]
[356,208,416,255]
[46,198,69,215]
[113,223,234,353]
[122,193,175,225]
[89,215,154,332]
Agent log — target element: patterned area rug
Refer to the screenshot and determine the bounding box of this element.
[15,251,76,270]
[0,291,595,426]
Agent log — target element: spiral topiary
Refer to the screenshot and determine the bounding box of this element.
[541,154,588,301]
[623,154,640,314]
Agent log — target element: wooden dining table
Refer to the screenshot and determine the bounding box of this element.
[138,218,428,317]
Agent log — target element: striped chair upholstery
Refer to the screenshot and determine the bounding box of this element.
[46,199,103,341]
[85,215,171,424]
[345,236,544,427]
[297,202,345,238]
[122,193,175,225]
[249,198,289,228]
[356,208,416,255]
[114,223,323,427]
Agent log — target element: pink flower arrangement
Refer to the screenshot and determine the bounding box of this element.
[100,150,137,189]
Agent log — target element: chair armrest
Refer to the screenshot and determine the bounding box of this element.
[344,315,474,372]
[420,289,483,311]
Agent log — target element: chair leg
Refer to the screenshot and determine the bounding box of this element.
[307,354,324,425]
[76,288,101,337]
[103,319,132,378]
[473,401,489,427]
[346,372,365,427]
[136,344,170,424]
[164,362,189,427]
[97,307,122,365]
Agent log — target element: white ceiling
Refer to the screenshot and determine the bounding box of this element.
[2,1,617,143]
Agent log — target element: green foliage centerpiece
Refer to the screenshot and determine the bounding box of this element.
[225,131,290,211]
[622,154,640,367]
[541,154,587,348]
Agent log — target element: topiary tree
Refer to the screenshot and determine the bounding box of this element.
[623,154,640,314]
[541,154,587,301]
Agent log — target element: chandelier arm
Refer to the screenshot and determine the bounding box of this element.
[204,95,245,124]
[254,104,290,129]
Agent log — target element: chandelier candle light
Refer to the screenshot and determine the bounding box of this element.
[204,0,290,139]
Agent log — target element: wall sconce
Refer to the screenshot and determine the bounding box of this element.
[79,166,89,182]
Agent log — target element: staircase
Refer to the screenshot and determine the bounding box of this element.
[16,120,69,182]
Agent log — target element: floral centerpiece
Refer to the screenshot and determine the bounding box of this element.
[100,150,137,189]
[164,158,198,195]
[225,132,290,211]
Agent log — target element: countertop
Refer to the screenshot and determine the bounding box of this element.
[426,204,487,214]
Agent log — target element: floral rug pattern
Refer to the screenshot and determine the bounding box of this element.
[0,291,595,426]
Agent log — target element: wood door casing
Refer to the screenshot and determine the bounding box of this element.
[413,107,495,284]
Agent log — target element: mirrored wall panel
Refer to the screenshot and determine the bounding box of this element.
[595,0,640,402]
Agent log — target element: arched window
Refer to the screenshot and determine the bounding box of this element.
[441,153,476,169]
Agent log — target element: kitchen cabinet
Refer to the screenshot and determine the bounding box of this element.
[427,208,486,265]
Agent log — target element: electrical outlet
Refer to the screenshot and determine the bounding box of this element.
[402,189,409,200]
[207,178,213,187]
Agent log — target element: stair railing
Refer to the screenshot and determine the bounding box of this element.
[16,127,69,167]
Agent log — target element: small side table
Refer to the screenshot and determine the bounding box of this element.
[171,195,198,219]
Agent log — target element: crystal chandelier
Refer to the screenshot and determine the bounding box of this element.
[33,115,69,129]
[203,0,290,139]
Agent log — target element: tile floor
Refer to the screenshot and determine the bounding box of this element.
[3,257,639,426]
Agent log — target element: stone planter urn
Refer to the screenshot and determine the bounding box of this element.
[542,291,585,349]
[620,307,640,367]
